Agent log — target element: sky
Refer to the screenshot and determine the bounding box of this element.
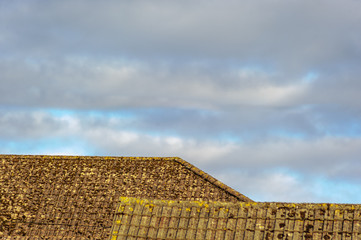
[1,0,361,203]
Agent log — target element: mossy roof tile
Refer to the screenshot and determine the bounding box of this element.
[3,154,359,239]
[0,154,250,238]
[111,197,361,240]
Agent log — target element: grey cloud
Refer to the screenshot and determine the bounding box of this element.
[0,56,356,111]
[2,57,361,141]
[305,69,361,108]
[0,110,69,140]
[1,0,360,71]
[212,137,361,183]
[215,170,314,203]
[0,58,290,109]
[129,104,361,141]
[1,0,361,113]
[216,169,361,203]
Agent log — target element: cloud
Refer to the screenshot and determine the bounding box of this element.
[2,0,361,67]
[217,137,361,181]
[0,57,307,109]
[217,170,361,203]
[0,110,75,139]
[5,55,361,122]
[1,0,361,112]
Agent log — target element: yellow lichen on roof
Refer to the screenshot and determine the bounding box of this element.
[109,197,361,240]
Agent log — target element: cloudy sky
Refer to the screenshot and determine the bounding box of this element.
[1,0,361,203]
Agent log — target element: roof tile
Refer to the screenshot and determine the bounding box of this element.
[0,154,250,238]
[111,197,361,240]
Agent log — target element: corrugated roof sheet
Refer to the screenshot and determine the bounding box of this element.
[0,154,250,238]
[111,197,361,240]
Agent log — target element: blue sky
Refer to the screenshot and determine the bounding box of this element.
[1,0,361,203]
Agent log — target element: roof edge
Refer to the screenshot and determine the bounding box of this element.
[173,157,253,202]
[0,154,177,161]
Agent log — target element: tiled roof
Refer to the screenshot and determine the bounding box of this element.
[3,154,360,240]
[111,197,361,240]
[0,154,250,238]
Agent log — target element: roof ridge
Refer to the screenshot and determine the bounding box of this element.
[115,196,361,208]
[0,154,177,161]
[173,157,253,202]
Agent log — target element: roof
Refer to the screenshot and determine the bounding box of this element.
[3,154,360,239]
[111,197,361,240]
[0,154,250,238]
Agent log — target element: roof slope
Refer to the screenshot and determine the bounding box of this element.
[0,154,250,238]
[111,197,361,240]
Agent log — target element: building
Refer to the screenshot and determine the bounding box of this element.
[1,155,360,239]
